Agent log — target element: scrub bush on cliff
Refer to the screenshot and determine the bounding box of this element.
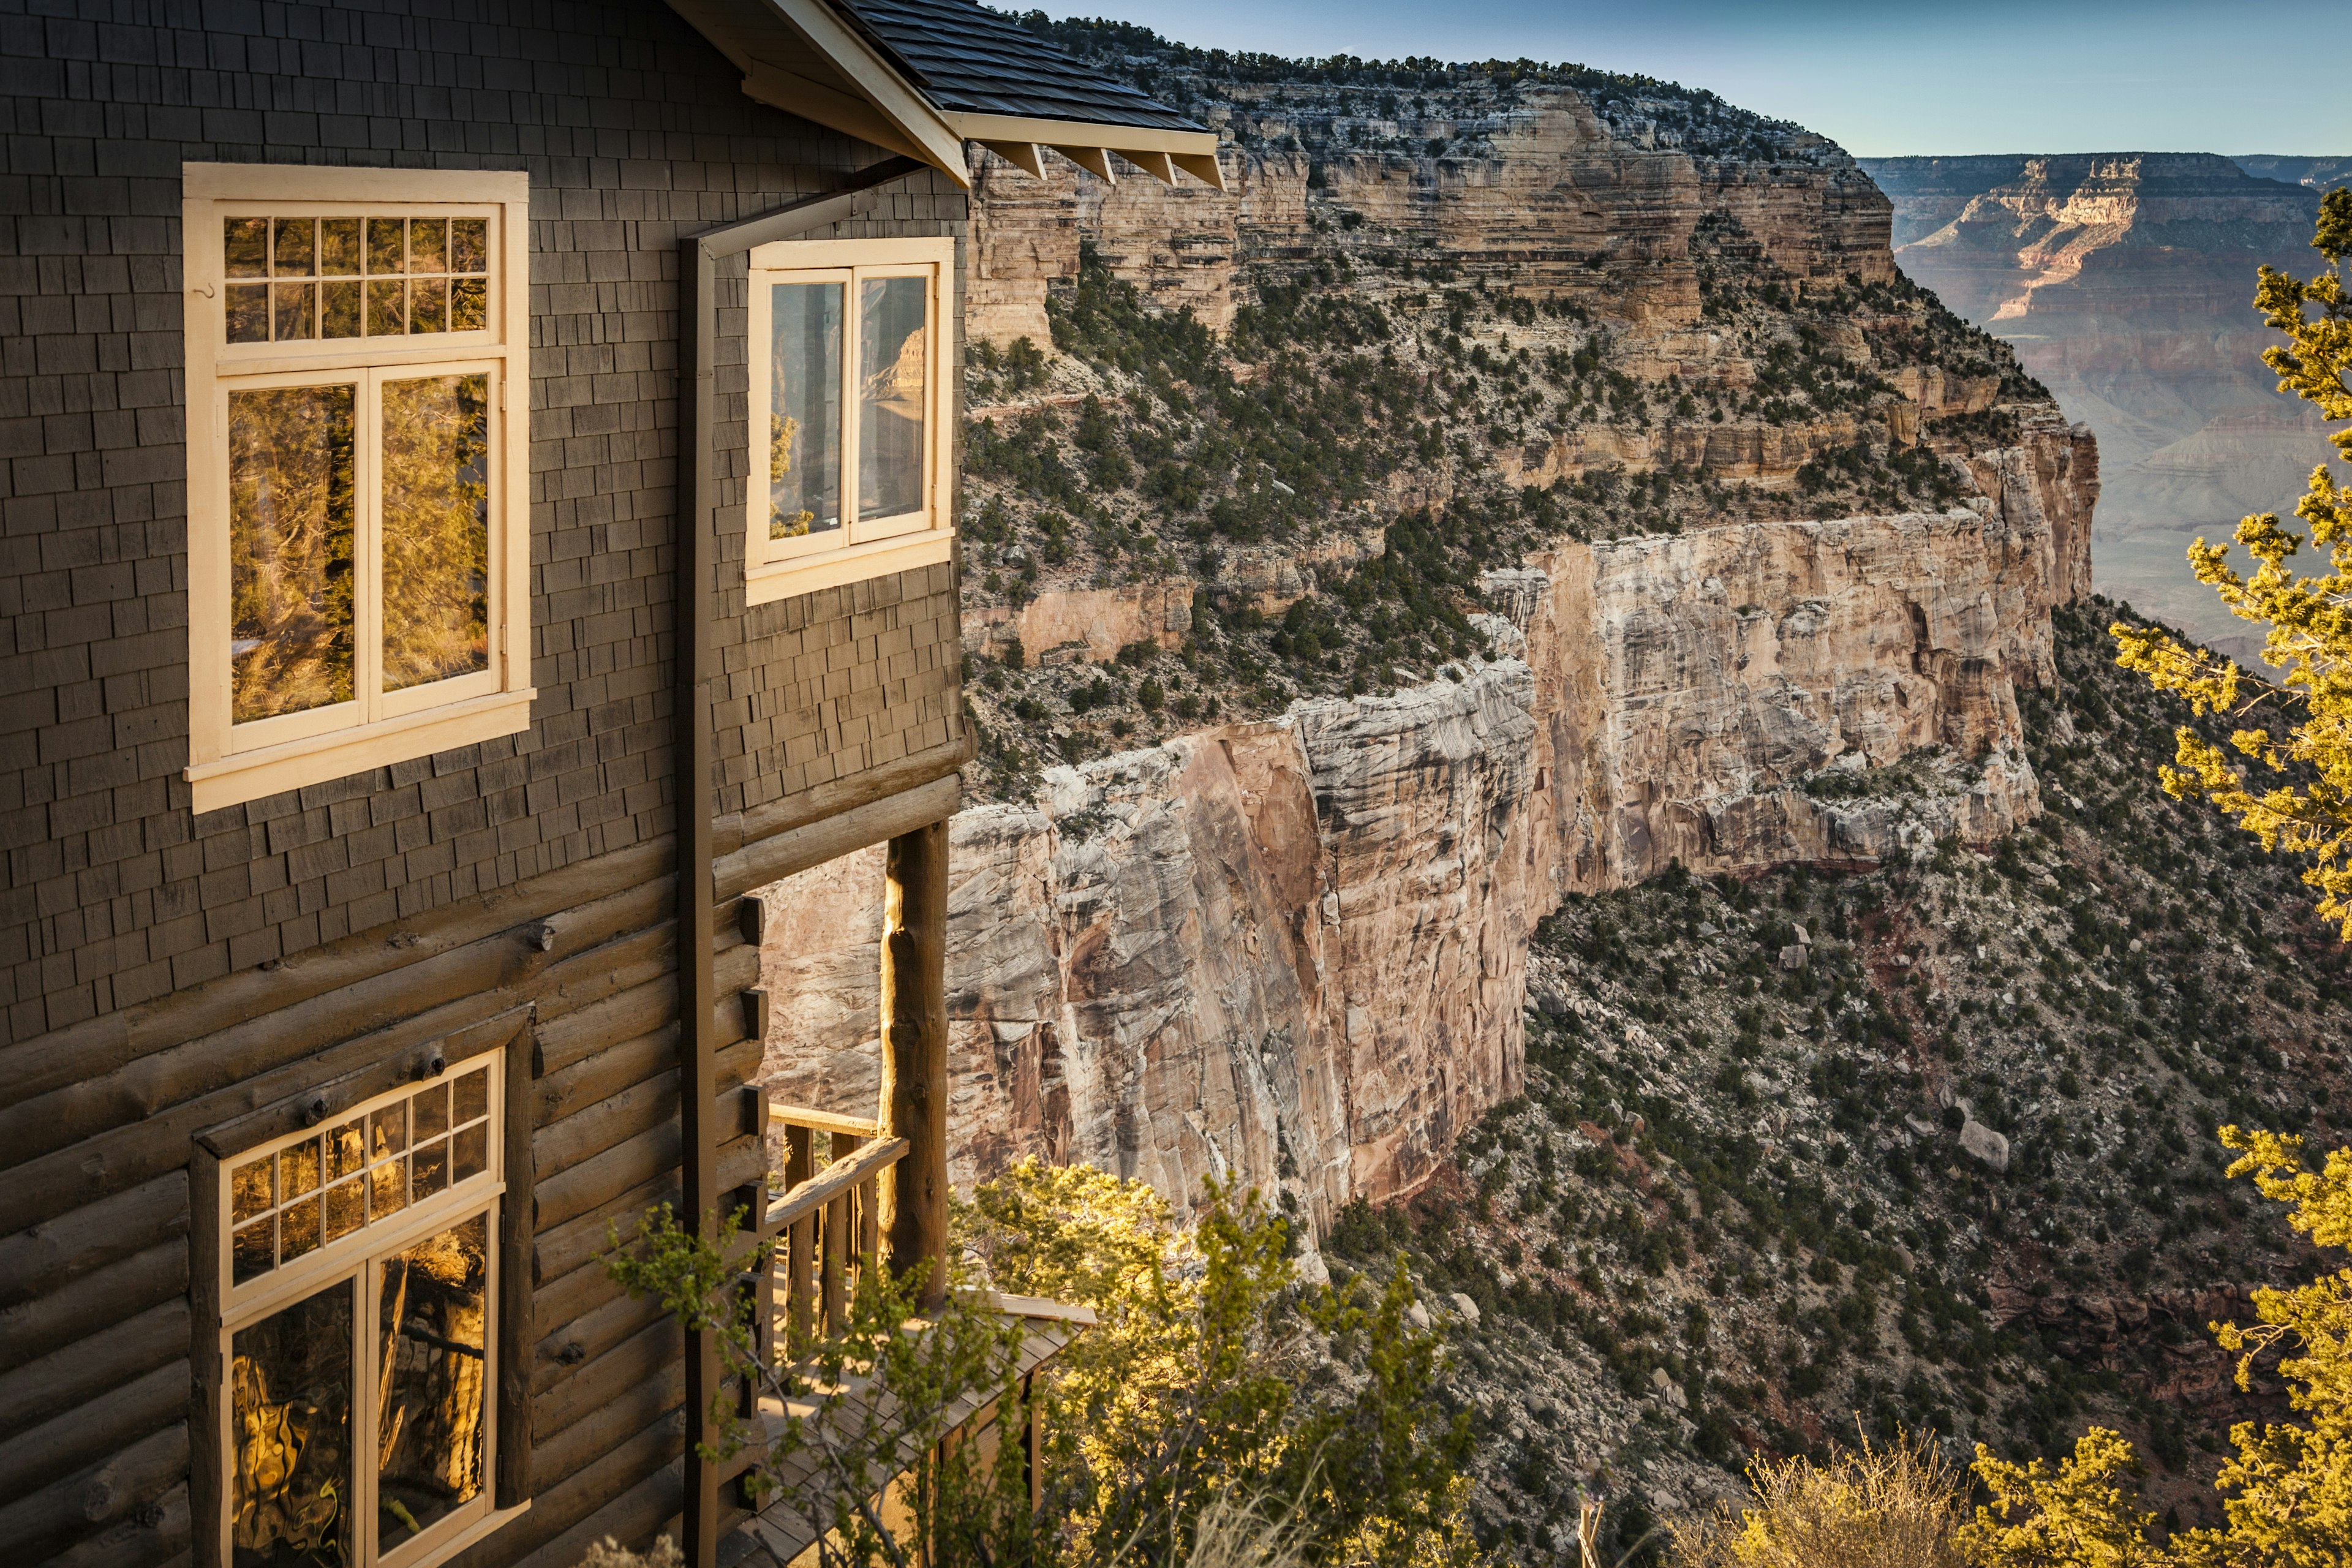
[601,1163,1471,1567]
[1960,1128,2352,1567]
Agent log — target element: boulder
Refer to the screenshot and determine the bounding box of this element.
[1960,1117,2011,1172]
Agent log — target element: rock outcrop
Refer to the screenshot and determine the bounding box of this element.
[755,413,2094,1218]
[968,85,1890,349]
[759,61,2104,1227]
[1863,152,2329,654]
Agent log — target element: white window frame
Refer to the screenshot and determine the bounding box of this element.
[208,1057,519,1568]
[743,236,956,606]
[181,164,533,813]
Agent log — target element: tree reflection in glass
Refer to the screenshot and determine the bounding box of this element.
[858,276,926,522]
[381,374,491,693]
[769,282,842,541]
[232,1283,352,1567]
[376,1215,489,1551]
[229,385,356,723]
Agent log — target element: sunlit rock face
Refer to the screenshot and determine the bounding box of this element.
[752,410,2093,1218]
[755,681,1531,1227]
[758,81,2105,1224]
[1864,152,2325,658]
[967,85,1891,349]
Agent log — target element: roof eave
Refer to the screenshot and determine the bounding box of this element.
[670,0,1231,192]
[669,0,973,185]
[945,111,1227,190]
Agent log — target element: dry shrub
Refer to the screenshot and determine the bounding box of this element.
[571,1536,683,1568]
[1177,1491,1305,1568]
[1672,1434,1968,1568]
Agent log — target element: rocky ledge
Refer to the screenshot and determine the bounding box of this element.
[752,413,2092,1220]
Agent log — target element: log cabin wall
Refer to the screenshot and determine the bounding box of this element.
[0,4,970,1564]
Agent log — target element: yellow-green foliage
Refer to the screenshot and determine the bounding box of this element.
[2195,1128,2352,1564]
[1673,1434,1969,1568]
[1961,1132,2352,1567]
[2114,188,2352,936]
[1961,1429,2172,1567]
[957,1158,1474,1568]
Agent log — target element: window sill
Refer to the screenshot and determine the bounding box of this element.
[388,1498,532,1568]
[185,687,536,813]
[745,529,952,607]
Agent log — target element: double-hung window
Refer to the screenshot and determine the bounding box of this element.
[181,165,532,812]
[744,238,955,605]
[206,1058,511,1567]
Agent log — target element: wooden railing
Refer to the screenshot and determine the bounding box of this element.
[752,1098,907,1365]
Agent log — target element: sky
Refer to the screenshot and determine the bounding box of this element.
[1040,0,2346,159]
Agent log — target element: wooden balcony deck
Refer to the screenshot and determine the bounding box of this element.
[716,1296,1090,1568]
[712,1102,1092,1567]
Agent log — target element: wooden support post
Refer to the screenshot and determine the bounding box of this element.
[858,1170,880,1265]
[823,1188,850,1337]
[878,818,950,1309]
[676,231,721,1568]
[824,1133,860,1336]
[785,1126,813,1352]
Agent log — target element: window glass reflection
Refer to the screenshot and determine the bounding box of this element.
[228,385,357,723]
[222,215,488,345]
[376,1215,489,1551]
[380,374,491,693]
[857,276,927,522]
[769,282,843,541]
[232,1283,352,1567]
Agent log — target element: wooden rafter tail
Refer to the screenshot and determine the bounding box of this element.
[1053,144,1118,184]
[1171,150,1227,191]
[980,139,1048,178]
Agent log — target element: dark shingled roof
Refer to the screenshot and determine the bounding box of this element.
[832,0,1204,132]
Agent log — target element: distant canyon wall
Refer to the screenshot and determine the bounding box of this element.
[1861,151,2331,655]
[753,413,2094,1224]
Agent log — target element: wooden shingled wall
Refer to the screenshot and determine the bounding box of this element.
[0,2,977,1559]
[0,833,746,1566]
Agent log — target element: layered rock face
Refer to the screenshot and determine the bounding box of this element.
[760,63,2101,1225]
[1862,153,2328,655]
[967,85,1890,348]
[753,413,2094,1217]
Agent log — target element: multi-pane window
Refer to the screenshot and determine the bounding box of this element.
[212,1061,505,1568]
[182,167,532,812]
[743,238,955,605]
[222,215,492,345]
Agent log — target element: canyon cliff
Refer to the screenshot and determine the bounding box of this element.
[1861,153,2331,658]
[756,447,2095,1222]
[756,45,2099,1225]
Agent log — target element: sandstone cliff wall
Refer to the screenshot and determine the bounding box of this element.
[966,86,1892,347]
[753,417,2094,1221]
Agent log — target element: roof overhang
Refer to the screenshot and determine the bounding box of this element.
[666,0,1226,190]
[949,111,1226,190]
[669,0,972,183]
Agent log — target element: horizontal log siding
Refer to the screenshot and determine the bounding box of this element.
[0,802,932,1563]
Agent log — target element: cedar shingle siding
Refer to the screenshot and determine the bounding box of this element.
[0,0,965,1046]
[0,4,968,1562]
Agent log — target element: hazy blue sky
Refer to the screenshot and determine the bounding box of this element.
[1045,0,2345,158]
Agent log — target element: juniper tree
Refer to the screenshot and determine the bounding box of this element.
[2114,189,2352,936]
